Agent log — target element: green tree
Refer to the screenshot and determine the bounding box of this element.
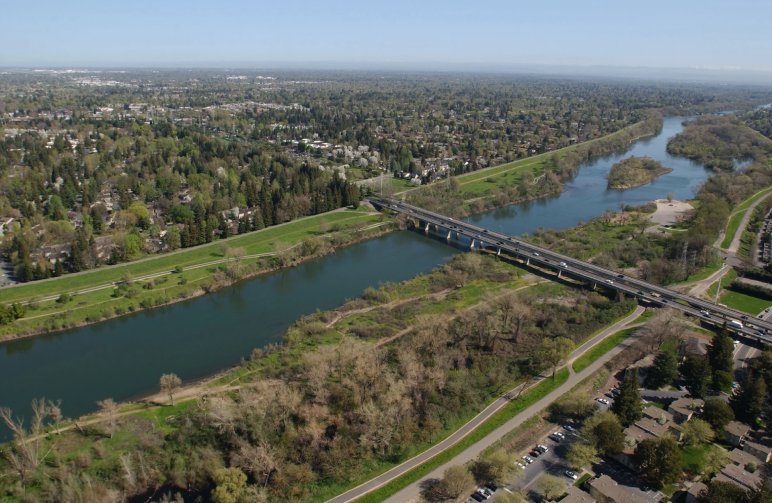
[708,330,735,391]
[646,351,678,389]
[702,397,734,432]
[732,375,767,425]
[594,418,625,454]
[537,336,575,378]
[566,443,599,470]
[682,418,715,446]
[429,465,474,501]
[680,354,711,398]
[537,474,566,501]
[634,437,681,488]
[612,369,642,427]
[472,449,520,485]
[211,467,250,503]
[702,479,753,503]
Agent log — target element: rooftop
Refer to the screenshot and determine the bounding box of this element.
[588,475,659,503]
[716,463,762,491]
[724,420,751,438]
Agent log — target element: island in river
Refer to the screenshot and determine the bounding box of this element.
[607,156,672,190]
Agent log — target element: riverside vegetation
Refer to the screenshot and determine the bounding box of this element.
[606,156,672,190]
[0,253,637,502]
[0,113,661,340]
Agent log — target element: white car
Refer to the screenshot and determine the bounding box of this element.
[565,470,578,480]
[597,398,609,405]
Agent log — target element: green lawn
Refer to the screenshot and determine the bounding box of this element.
[1,208,380,304]
[721,185,772,249]
[720,289,772,315]
[572,327,636,373]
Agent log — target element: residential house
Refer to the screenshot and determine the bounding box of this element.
[728,448,759,469]
[724,421,751,447]
[668,397,704,423]
[587,475,659,503]
[683,482,708,503]
[714,462,762,491]
[743,440,772,463]
[561,485,596,503]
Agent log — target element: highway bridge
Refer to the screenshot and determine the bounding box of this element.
[372,197,772,346]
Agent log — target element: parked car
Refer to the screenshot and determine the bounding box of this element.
[565,470,578,480]
[563,424,575,432]
[471,492,486,502]
[536,444,548,453]
[523,455,534,464]
[597,398,609,405]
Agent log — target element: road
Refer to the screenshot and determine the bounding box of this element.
[325,306,643,503]
[375,198,772,344]
[381,307,644,503]
[723,191,772,256]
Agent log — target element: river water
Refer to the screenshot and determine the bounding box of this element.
[0,117,710,432]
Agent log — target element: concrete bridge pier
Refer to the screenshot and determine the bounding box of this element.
[470,239,475,250]
[424,222,430,234]
[557,269,562,279]
[446,230,452,241]
[496,248,501,257]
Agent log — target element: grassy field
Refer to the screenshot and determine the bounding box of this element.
[572,327,636,373]
[0,208,387,338]
[720,289,772,315]
[720,185,772,249]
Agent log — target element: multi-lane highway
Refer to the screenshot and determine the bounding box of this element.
[373,198,772,346]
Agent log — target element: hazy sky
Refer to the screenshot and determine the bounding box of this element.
[3,0,771,72]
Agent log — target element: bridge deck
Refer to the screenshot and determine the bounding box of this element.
[373,197,771,346]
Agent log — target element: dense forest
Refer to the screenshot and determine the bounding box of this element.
[666,115,772,170]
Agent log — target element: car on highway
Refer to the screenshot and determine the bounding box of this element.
[559,261,568,268]
[617,274,624,279]
[533,252,540,256]
[605,279,614,284]
[565,470,578,480]
[700,309,711,317]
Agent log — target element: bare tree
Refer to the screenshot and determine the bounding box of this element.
[97,398,118,438]
[160,373,182,406]
[0,404,50,482]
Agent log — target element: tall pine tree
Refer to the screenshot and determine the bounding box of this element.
[612,369,642,427]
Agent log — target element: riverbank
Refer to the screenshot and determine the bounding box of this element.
[0,251,643,502]
[0,116,662,341]
[0,208,390,338]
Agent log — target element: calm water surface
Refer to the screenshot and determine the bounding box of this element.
[0,116,711,432]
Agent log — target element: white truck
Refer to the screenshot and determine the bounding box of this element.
[728,319,744,330]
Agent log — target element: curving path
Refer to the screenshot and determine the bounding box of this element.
[326,306,645,503]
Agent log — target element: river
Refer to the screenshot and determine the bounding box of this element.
[0,116,710,433]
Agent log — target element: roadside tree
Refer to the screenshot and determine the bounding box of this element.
[537,336,575,378]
